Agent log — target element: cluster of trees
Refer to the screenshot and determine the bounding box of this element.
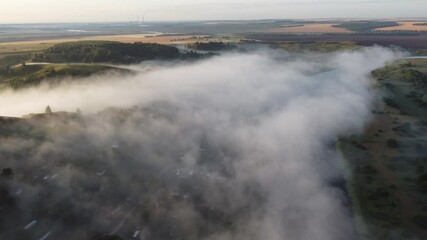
[187,41,236,51]
[333,21,399,32]
[33,41,181,64]
[400,69,427,86]
[9,66,58,88]
[373,62,427,88]
[414,23,427,26]
[0,66,12,76]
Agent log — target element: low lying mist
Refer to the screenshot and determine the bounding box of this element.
[0,47,399,240]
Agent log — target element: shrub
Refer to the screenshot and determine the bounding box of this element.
[387,138,399,148]
[417,173,427,191]
[412,215,427,229]
[1,168,13,177]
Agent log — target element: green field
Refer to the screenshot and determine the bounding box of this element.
[274,41,360,52]
[0,63,130,89]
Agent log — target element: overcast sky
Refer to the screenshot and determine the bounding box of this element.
[0,0,426,24]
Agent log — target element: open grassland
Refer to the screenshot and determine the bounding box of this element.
[0,63,130,90]
[0,43,54,68]
[0,43,54,55]
[0,53,32,67]
[266,24,352,33]
[376,22,427,31]
[341,59,427,239]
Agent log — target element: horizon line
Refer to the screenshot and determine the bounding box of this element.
[1,17,427,25]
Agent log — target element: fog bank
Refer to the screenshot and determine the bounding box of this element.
[0,47,399,240]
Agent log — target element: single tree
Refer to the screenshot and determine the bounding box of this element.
[45,105,52,114]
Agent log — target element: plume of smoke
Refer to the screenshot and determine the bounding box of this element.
[0,47,400,239]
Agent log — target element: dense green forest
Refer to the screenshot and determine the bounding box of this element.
[187,41,236,51]
[276,41,359,52]
[33,41,181,64]
[333,21,399,32]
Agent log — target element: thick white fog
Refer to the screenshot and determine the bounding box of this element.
[0,48,397,118]
[0,47,400,239]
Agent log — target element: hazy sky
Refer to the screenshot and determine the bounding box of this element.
[0,0,426,23]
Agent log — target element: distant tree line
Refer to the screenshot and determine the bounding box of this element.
[186,41,236,51]
[333,21,399,32]
[33,41,182,64]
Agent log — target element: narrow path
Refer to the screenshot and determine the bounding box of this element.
[12,62,139,71]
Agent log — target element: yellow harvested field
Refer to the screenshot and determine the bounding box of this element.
[266,24,352,33]
[0,42,54,54]
[376,22,427,31]
[0,34,208,47]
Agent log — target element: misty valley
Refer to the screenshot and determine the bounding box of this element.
[1,19,427,240]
